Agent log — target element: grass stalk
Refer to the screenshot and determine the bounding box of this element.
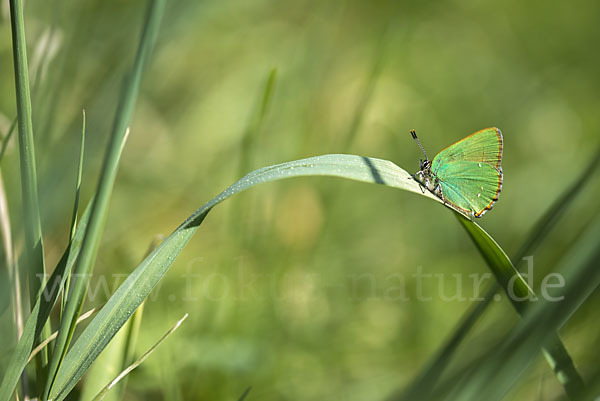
[61,110,86,315]
[456,216,585,399]
[9,0,46,309]
[394,147,600,401]
[42,1,166,398]
[9,0,49,391]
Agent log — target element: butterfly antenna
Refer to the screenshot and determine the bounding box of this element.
[410,129,429,161]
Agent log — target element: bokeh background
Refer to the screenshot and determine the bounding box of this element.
[1,0,599,400]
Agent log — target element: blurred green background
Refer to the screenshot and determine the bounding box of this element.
[1,0,599,400]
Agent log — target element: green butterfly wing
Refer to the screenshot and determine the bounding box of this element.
[431,127,503,217]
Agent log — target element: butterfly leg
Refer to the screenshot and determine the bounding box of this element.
[412,171,426,194]
[436,183,446,204]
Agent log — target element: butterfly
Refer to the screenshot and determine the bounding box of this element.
[411,127,503,218]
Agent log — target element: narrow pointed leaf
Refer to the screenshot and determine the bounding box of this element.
[456,215,584,399]
[446,214,600,401]
[10,0,49,385]
[395,147,600,401]
[0,200,93,401]
[61,110,86,314]
[43,1,166,397]
[48,154,439,400]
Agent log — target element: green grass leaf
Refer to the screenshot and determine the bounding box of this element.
[61,110,86,315]
[456,215,533,309]
[444,214,600,401]
[43,1,166,398]
[0,200,92,401]
[9,0,46,307]
[456,215,584,399]
[81,238,162,401]
[47,154,438,401]
[394,148,600,401]
[9,0,49,387]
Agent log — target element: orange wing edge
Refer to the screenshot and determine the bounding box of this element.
[474,164,503,218]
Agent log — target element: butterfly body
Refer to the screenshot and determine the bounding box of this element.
[411,127,503,218]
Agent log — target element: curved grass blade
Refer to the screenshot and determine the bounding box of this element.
[456,215,532,310]
[80,302,144,401]
[78,304,141,401]
[445,214,600,401]
[43,1,166,398]
[394,147,600,401]
[47,154,439,401]
[90,314,188,401]
[81,237,161,401]
[456,214,584,399]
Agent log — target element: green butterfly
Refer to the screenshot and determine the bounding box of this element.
[411,127,503,218]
